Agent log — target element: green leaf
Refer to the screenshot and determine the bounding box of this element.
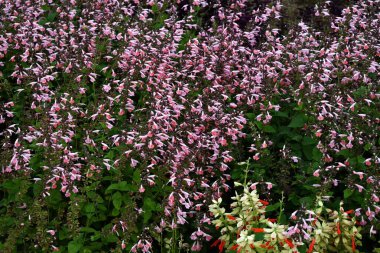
[105,234,118,243]
[336,149,351,158]
[266,202,280,212]
[58,228,68,240]
[80,227,97,233]
[231,169,242,180]
[105,150,115,159]
[133,170,141,184]
[274,111,288,118]
[299,197,313,208]
[290,133,302,142]
[344,189,353,199]
[111,208,120,216]
[46,189,63,207]
[288,113,307,128]
[112,192,122,210]
[151,4,159,13]
[364,143,372,151]
[246,113,255,120]
[312,148,322,161]
[41,5,50,11]
[106,182,137,193]
[68,240,82,253]
[298,244,307,253]
[254,120,263,130]
[90,232,101,242]
[263,125,276,133]
[47,12,57,22]
[143,198,158,223]
[84,203,96,214]
[302,136,317,146]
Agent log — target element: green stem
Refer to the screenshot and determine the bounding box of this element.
[278,192,285,223]
[160,232,163,253]
[243,158,251,186]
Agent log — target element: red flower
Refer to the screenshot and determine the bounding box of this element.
[211,239,221,248]
[219,240,226,253]
[211,239,226,253]
[230,244,239,250]
[307,238,316,253]
[252,228,264,233]
[285,238,295,248]
[337,222,341,235]
[227,215,236,221]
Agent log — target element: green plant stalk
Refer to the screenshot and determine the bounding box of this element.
[243,158,251,187]
[278,192,285,224]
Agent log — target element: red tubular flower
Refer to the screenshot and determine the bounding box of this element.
[219,240,226,253]
[259,199,269,205]
[227,215,236,221]
[260,241,271,248]
[285,238,295,248]
[337,222,341,235]
[230,244,239,250]
[352,236,356,252]
[211,239,226,253]
[211,239,221,248]
[307,238,316,253]
[252,228,265,233]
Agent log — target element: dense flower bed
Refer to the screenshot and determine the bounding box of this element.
[0,0,379,252]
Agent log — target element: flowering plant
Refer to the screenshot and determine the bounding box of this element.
[209,179,363,253]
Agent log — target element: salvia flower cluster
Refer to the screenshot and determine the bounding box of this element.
[209,182,362,253]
